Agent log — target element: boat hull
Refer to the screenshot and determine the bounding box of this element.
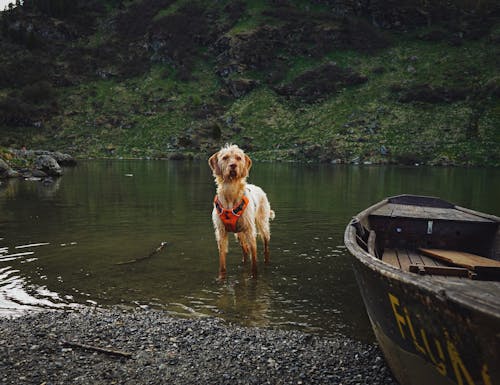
[350,243,500,385]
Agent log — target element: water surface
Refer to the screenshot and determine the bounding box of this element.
[0,161,498,341]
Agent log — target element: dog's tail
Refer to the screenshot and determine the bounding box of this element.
[269,209,276,221]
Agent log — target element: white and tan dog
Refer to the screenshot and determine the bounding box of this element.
[209,144,275,279]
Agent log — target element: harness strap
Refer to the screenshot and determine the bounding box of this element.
[214,194,249,232]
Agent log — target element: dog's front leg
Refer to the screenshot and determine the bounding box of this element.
[241,231,258,277]
[217,231,229,280]
[237,233,249,264]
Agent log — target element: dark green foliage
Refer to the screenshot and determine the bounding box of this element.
[21,80,56,103]
[0,96,36,126]
[22,0,78,18]
[0,53,49,88]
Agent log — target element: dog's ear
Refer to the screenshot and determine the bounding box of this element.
[244,154,252,175]
[208,152,222,176]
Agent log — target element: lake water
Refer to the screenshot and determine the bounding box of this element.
[0,161,498,341]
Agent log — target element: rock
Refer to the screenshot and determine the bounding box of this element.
[34,155,63,177]
[225,78,259,98]
[8,149,76,167]
[213,26,282,71]
[0,159,18,179]
[52,151,77,166]
[0,309,398,385]
[31,169,48,178]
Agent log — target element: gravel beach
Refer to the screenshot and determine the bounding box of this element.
[0,309,397,385]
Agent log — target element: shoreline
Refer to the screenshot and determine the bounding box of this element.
[2,147,497,171]
[0,308,397,385]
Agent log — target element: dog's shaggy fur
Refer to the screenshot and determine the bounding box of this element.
[209,144,275,279]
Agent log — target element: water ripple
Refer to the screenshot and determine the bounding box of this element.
[0,242,79,317]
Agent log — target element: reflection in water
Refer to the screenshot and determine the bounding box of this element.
[0,161,498,341]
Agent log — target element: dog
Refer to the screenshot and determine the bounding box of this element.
[209,144,275,279]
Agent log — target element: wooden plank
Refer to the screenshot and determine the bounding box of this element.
[409,264,471,278]
[367,230,376,257]
[407,249,425,265]
[382,249,400,268]
[387,195,454,208]
[371,203,493,222]
[415,251,446,267]
[419,248,500,270]
[420,254,441,266]
[396,249,412,272]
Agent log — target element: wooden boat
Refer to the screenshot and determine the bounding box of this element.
[344,195,500,385]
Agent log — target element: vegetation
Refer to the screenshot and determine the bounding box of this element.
[0,0,499,166]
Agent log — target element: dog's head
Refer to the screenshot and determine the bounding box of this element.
[209,144,252,182]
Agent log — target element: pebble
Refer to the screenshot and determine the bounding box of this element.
[0,308,398,385]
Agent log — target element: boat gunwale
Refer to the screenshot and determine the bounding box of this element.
[344,195,500,318]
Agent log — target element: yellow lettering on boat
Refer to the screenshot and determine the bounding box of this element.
[481,364,492,385]
[388,293,406,339]
[445,331,475,385]
[404,307,426,356]
[420,328,447,376]
[386,293,498,385]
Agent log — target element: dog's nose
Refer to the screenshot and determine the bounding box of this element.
[230,163,237,169]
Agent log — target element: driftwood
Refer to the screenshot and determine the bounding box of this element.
[115,241,167,265]
[62,340,132,358]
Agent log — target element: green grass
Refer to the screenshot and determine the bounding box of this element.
[153,0,191,21]
[226,0,273,35]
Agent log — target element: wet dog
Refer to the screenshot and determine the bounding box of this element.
[209,144,275,279]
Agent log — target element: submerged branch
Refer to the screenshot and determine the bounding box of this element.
[115,241,167,265]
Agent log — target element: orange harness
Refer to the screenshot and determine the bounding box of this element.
[214,194,249,233]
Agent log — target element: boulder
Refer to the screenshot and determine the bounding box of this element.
[8,149,77,166]
[34,155,63,177]
[0,158,19,178]
[52,151,77,166]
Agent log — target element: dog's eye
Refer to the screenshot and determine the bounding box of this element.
[222,155,229,160]
[236,156,242,161]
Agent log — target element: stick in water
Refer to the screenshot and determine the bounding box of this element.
[115,241,167,265]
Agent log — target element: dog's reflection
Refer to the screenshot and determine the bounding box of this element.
[215,269,274,327]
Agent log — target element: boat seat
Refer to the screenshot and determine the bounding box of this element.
[382,248,500,279]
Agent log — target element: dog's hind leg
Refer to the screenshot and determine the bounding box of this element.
[239,231,258,277]
[249,236,258,277]
[259,230,270,264]
[256,207,271,264]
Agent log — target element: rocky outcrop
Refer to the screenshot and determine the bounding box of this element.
[275,62,368,103]
[213,19,387,83]
[174,121,222,152]
[391,84,470,103]
[0,158,19,178]
[0,149,76,179]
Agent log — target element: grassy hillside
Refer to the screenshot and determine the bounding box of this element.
[1,0,499,166]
